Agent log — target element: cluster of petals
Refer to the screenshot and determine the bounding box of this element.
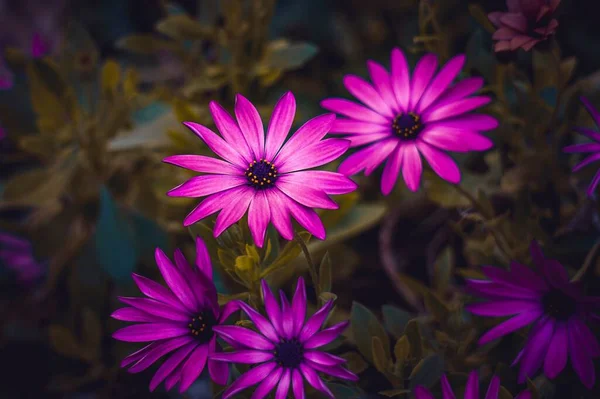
[165,91,356,247]
[465,241,600,388]
[321,48,497,194]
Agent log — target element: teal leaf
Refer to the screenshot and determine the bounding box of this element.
[94,186,138,281]
[325,382,363,398]
[382,305,412,339]
[409,354,444,389]
[351,301,390,364]
[264,42,319,70]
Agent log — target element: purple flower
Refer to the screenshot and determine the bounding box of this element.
[112,238,240,392]
[210,277,358,399]
[164,92,356,247]
[563,97,600,197]
[465,241,600,388]
[0,232,45,283]
[321,48,497,194]
[415,370,531,399]
[488,0,560,52]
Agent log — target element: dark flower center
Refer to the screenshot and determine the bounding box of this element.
[274,339,304,369]
[245,159,278,189]
[542,289,578,321]
[392,112,423,140]
[188,311,217,343]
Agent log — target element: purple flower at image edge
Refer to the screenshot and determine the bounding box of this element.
[0,232,45,283]
[210,277,358,399]
[414,370,531,399]
[488,0,561,52]
[111,237,240,392]
[164,91,357,247]
[321,48,497,194]
[465,241,600,388]
[563,96,600,196]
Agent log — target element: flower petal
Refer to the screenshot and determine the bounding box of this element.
[570,317,600,357]
[441,374,456,399]
[300,364,334,399]
[154,248,198,311]
[128,337,192,372]
[149,343,197,391]
[414,387,435,399]
[423,97,492,123]
[111,307,162,323]
[338,138,398,176]
[194,236,213,281]
[417,142,461,184]
[291,277,307,336]
[484,376,500,399]
[368,60,400,112]
[466,279,540,300]
[299,300,334,342]
[568,319,596,388]
[466,300,540,317]
[276,114,336,159]
[167,175,246,198]
[212,325,275,350]
[543,322,568,378]
[305,360,359,381]
[163,155,242,175]
[113,324,189,342]
[210,350,274,364]
[280,171,357,195]
[276,138,350,174]
[131,273,187,312]
[286,200,326,240]
[417,55,465,113]
[251,366,283,399]
[275,369,291,399]
[410,54,438,110]
[465,370,479,399]
[478,310,542,345]
[265,92,296,160]
[248,191,271,248]
[541,259,570,287]
[275,179,338,210]
[572,127,600,143]
[183,122,247,166]
[210,100,253,161]
[304,351,347,366]
[329,118,388,134]
[580,96,600,126]
[279,291,295,339]
[402,143,423,192]
[517,317,554,383]
[391,48,411,111]
[179,343,209,392]
[321,98,390,124]
[563,143,600,153]
[213,189,255,236]
[432,77,485,107]
[208,339,230,385]
[264,189,294,240]
[235,94,265,159]
[118,297,190,322]
[304,321,349,349]
[121,342,156,368]
[237,301,279,342]
[429,113,498,131]
[572,152,600,172]
[183,185,251,227]
[222,361,278,399]
[381,145,404,195]
[420,127,493,152]
[292,369,305,399]
[343,75,394,117]
[261,280,284,336]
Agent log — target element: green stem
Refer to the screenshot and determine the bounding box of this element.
[295,231,320,297]
[572,239,600,282]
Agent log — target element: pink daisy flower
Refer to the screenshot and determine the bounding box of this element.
[112,238,239,392]
[321,48,498,194]
[165,92,357,247]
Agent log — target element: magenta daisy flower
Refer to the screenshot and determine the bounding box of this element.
[488,0,560,52]
[563,97,600,197]
[0,232,45,284]
[112,237,239,392]
[210,277,358,398]
[465,241,600,388]
[321,48,497,194]
[415,370,531,399]
[165,92,356,247]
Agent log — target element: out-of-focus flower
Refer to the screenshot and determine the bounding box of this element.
[112,238,239,393]
[210,277,357,399]
[488,0,560,52]
[466,241,600,388]
[415,370,532,399]
[321,48,496,194]
[563,97,600,197]
[164,91,357,247]
[0,232,45,283]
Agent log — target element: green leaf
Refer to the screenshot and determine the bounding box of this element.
[262,226,280,266]
[433,246,454,293]
[155,14,214,40]
[424,292,451,324]
[405,320,422,360]
[94,186,138,281]
[49,325,82,359]
[26,60,72,131]
[263,41,319,70]
[372,336,390,372]
[468,4,496,33]
[116,34,179,55]
[319,251,332,293]
[498,386,514,399]
[3,167,70,206]
[324,382,363,399]
[350,301,390,364]
[260,232,310,277]
[319,291,338,303]
[408,354,444,389]
[341,352,368,374]
[476,188,495,218]
[235,255,255,272]
[379,389,411,397]
[393,336,410,365]
[101,60,121,93]
[382,305,412,339]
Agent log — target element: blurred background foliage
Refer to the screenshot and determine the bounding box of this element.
[0,0,599,398]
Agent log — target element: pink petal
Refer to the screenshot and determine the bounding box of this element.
[391,48,411,112]
[121,342,156,368]
[484,376,500,399]
[212,325,275,350]
[300,364,335,399]
[167,175,246,198]
[237,301,279,342]
[251,367,283,399]
[466,300,540,317]
[381,145,404,195]
[581,97,600,126]
[248,191,271,248]
[111,307,163,323]
[420,127,493,152]
[179,343,209,392]
[209,101,254,162]
[500,13,528,32]
[299,300,334,342]
[414,387,435,399]
[543,322,568,378]
[338,138,398,176]
[347,132,392,147]
[154,248,199,311]
[149,343,197,391]
[128,337,193,372]
[570,318,600,357]
[183,185,251,227]
[275,113,336,160]
[568,319,596,388]
[208,339,230,385]
[416,142,461,184]
[163,154,242,174]
[194,236,213,281]
[304,351,347,366]
[292,369,305,399]
[422,97,492,123]
[508,262,548,291]
[428,114,498,131]
[303,321,349,349]
[306,360,358,381]
[286,199,326,240]
[410,54,438,110]
[118,297,189,321]
[328,118,388,134]
[401,144,423,192]
[343,75,394,117]
[465,370,479,399]
[210,350,274,363]
[541,259,570,287]
[261,280,284,336]
[235,94,265,159]
[222,362,278,399]
[275,179,338,210]
[31,32,48,58]
[441,374,456,399]
[279,292,295,339]
[417,55,466,113]
[572,127,600,143]
[275,369,291,399]
[320,98,390,124]
[164,364,181,391]
[368,60,400,113]
[518,317,554,383]
[276,138,350,174]
[131,273,187,313]
[213,189,255,236]
[265,189,294,240]
[478,310,542,345]
[572,152,600,172]
[431,77,485,107]
[280,171,357,195]
[183,122,247,166]
[218,300,241,324]
[291,277,307,336]
[466,279,541,300]
[265,91,296,160]
[113,323,189,342]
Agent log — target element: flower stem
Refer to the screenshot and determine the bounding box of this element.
[572,238,600,282]
[295,231,320,297]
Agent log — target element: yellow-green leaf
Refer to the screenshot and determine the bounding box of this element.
[372,336,389,372]
[341,352,368,374]
[123,68,139,100]
[394,336,410,365]
[260,232,310,277]
[424,292,451,324]
[101,60,121,93]
[405,320,422,360]
[245,244,260,264]
[351,301,390,364]
[433,246,454,294]
[155,14,214,40]
[319,291,338,303]
[498,386,514,399]
[235,255,255,272]
[379,389,411,397]
[26,61,69,130]
[319,251,333,293]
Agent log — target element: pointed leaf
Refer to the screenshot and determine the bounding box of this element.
[408,354,444,389]
[382,305,412,339]
[155,14,214,40]
[372,336,390,372]
[101,60,121,93]
[405,320,422,360]
[319,251,333,293]
[424,292,451,324]
[350,301,390,364]
[393,336,410,365]
[341,352,368,374]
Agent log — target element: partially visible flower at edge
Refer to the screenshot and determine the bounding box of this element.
[563,96,600,197]
[321,47,497,194]
[415,370,531,399]
[0,232,45,284]
[488,0,560,52]
[210,277,358,399]
[164,91,357,247]
[111,237,239,393]
[465,240,600,388]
